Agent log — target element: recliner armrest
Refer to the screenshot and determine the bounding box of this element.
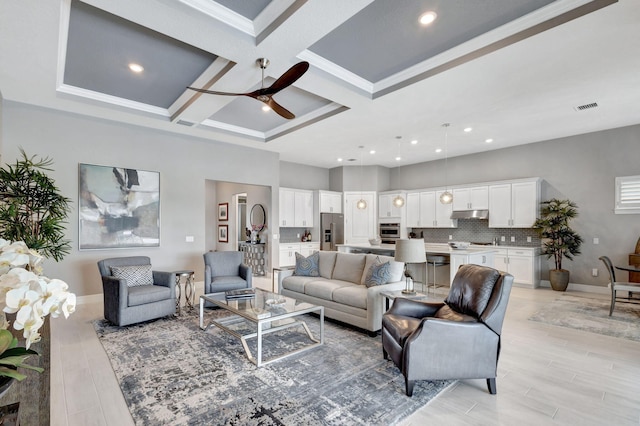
[386,297,444,319]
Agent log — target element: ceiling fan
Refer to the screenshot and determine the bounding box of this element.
[187,58,309,119]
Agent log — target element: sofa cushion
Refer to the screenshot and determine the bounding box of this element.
[281,275,316,293]
[445,264,500,319]
[318,251,337,279]
[332,253,366,284]
[294,251,320,277]
[111,264,153,287]
[332,285,368,309]
[305,279,351,300]
[361,254,404,285]
[363,257,391,287]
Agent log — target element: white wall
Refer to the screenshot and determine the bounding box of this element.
[2,101,280,297]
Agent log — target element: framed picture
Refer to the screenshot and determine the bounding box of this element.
[78,163,160,250]
[218,225,228,243]
[218,202,229,221]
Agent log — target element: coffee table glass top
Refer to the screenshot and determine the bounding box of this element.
[203,288,315,321]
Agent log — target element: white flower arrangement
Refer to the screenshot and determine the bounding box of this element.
[0,239,76,349]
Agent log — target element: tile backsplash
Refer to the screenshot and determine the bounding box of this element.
[412,219,541,247]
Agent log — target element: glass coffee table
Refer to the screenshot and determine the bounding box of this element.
[199,288,324,367]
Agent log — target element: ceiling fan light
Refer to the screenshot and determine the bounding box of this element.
[357,199,368,210]
[393,195,405,208]
[440,191,453,204]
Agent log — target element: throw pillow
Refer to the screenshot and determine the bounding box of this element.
[111,264,153,287]
[294,251,320,277]
[364,256,391,287]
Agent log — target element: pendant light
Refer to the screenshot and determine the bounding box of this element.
[439,123,453,204]
[357,146,367,209]
[392,136,405,207]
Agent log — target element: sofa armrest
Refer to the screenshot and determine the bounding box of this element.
[102,275,129,315]
[364,280,406,331]
[277,268,295,293]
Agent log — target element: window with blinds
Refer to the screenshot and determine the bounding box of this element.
[615,175,640,214]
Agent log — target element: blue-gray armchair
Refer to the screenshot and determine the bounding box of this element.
[97,256,176,326]
[203,251,251,302]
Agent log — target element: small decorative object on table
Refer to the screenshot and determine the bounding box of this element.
[224,288,256,300]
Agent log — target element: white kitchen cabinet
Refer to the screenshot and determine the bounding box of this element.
[378,192,405,218]
[279,188,314,228]
[449,251,495,283]
[406,191,456,228]
[294,190,314,227]
[406,192,420,227]
[452,186,489,210]
[279,188,296,227]
[494,247,540,288]
[300,242,320,257]
[279,243,300,267]
[489,179,539,228]
[319,191,342,213]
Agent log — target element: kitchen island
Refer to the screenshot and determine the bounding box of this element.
[336,242,497,286]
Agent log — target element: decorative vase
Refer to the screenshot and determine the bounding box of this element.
[549,269,570,291]
[0,376,15,399]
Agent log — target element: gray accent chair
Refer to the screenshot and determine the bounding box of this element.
[203,251,251,306]
[97,256,176,326]
[382,264,514,396]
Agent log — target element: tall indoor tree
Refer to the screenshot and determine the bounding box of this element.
[0,149,71,261]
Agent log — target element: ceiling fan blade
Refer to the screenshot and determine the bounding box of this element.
[187,87,249,97]
[263,61,309,95]
[265,97,295,120]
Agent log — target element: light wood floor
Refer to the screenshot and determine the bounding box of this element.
[50,279,640,425]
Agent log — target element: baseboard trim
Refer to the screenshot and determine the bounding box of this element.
[538,280,609,295]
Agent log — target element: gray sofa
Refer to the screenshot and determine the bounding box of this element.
[278,251,406,333]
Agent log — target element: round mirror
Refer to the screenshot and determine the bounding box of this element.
[250,204,266,231]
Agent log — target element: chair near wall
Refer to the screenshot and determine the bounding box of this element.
[203,251,252,299]
[599,256,640,316]
[382,264,514,396]
[97,256,176,326]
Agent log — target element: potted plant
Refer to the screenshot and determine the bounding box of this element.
[532,198,583,291]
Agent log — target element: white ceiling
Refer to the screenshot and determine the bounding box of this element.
[1,0,638,169]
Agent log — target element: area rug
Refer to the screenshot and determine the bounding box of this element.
[93,310,453,425]
[529,294,640,341]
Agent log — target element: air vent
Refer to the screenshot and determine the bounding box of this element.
[574,102,598,111]
[347,158,357,162]
[176,120,195,127]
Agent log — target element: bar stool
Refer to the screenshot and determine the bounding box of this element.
[426,255,449,295]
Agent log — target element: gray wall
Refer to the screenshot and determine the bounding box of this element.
[279,161,328,190]
[392,124,640,287]
[1,101,280,297]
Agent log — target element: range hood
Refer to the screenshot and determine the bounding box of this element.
[450,209,489,220]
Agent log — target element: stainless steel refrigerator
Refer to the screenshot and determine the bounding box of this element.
[321,213,344,251]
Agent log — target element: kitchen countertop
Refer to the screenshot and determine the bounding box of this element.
[336,242,500,255]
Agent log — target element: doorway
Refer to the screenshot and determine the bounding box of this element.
[234,193,247,248]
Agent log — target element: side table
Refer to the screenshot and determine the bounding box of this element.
[271,266,294,293]
[174,270,195,315]
[380,289,428,312]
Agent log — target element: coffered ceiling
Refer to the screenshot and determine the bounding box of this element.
[1,0,638,168]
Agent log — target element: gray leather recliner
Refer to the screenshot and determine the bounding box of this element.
[97,256,176,326]
[382,264,514,396]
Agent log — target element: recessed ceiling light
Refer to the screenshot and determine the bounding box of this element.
[485,138,493,143]
[419,11,437,26]
[464,127,473,133]
[128,63,144,73]
[337,158,343,162]
[369,150,376,154]
[395,156,401,161]
[411,139,418,145]
[262,105,271,112]
[435,148,442,153]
